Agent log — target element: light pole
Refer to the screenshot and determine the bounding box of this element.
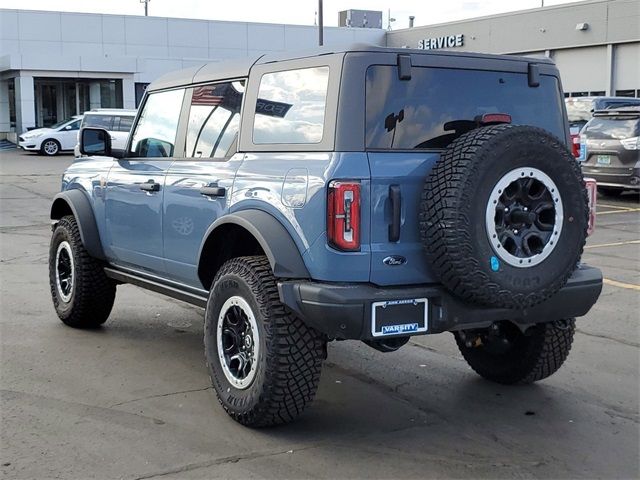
[140,0,150,16]
[318,0,323,46]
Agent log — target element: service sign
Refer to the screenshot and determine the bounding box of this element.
[418,34,464,50]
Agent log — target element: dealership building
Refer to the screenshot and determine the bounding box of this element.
[0,0,638,137]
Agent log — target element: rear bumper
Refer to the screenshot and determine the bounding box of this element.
[278,265,603,340]
[582,165,640,189]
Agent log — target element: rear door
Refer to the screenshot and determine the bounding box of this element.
[583,115,640,174]
[162,81,246,287]
[365,60,567,286]
[104,88,186,274]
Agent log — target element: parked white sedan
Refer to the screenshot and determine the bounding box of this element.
[18,116,83,156]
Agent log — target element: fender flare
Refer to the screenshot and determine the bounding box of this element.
[198,210,310,279]
[50,190,106,260]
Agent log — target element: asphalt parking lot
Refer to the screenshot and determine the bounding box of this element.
[1,148,638,479]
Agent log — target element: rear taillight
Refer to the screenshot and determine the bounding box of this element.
[584,177,597,236]
[327,180,361,251]
[571,133,580,158]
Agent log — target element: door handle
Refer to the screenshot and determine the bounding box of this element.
[139,180,160,192]
[200,184,226,197]
[389,185,401,242]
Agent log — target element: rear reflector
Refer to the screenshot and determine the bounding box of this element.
[584,177,597,236]
[327,180,361,251]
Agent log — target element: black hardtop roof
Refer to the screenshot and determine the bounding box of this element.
[147,43,555,92]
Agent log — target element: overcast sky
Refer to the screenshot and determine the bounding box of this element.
[1,0,581,29]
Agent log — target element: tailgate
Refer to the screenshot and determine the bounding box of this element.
[367,151,440,286]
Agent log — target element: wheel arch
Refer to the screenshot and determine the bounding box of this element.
[197,210,310,290]
[50,190,106,260]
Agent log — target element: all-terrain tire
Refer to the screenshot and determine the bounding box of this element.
[420,124,588,308]
[49,215,116,328]
[204,256,326,427]
[455,319,576,385]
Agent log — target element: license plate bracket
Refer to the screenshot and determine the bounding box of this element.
[371,299,428,337]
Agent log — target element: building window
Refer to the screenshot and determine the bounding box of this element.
[589,91,605,97]
[615,89,636,98]
[253,66,329,144]
[186,81,244,158]
[135,83,150,108]
[100,80,123,108]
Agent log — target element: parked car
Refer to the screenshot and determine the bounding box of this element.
[580,107,640,196]
[73,109,136,156]
[18,116,83,156]
[49,46,602,427]
[565,96,640,157]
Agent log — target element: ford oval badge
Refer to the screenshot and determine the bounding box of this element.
[383,255,407,266]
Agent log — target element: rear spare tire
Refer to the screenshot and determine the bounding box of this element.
[420,125,588,308]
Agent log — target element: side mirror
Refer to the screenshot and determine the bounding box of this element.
[80,127,111,156]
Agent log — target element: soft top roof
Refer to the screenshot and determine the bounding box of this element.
[147,43,556,92]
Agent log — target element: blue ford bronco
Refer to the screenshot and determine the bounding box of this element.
[49,45,602,427]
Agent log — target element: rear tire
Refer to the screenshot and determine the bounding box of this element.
[454,319,575,385]
[41,139,60,156]
[49,215,116,328]
[205,256,326,427]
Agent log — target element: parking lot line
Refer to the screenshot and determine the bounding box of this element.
[603,278,640,291]
[597,208,640,215]
[598,204,639,211]
[585,239,640,250]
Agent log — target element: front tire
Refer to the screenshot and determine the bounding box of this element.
[205,256,326,427]
[49,215,116,328]
[455,319,575,385]
[41,139,61,156]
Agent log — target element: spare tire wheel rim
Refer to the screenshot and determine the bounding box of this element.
[217,296,260,389]
[55,241,75,302]
[485,167,563,268]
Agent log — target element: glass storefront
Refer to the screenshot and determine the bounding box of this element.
[34,78,123,127]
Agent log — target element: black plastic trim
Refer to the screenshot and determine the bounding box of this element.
[278,265,603,340]
[50,190,106,260]
[198,210,310,280]
[104,267,208,308]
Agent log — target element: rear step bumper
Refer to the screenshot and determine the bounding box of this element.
[278,265,603,340]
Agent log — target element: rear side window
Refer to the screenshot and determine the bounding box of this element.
[129,89,185,157]
[253,66,329,144]
[366,66,565,150]
[83,115,114,130]
[115,116,134,132]
[186,81,244,158]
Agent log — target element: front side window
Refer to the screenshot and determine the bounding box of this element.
[129,89,185,157]
[186,81,244,158]
[366,66,565,150]
[67,119,81,131]
[253,66,329,144]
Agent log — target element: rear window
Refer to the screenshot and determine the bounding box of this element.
[583,117,640,139]
[366,66,565,150]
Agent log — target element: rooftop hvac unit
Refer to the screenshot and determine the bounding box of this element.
[338,9,383,29]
